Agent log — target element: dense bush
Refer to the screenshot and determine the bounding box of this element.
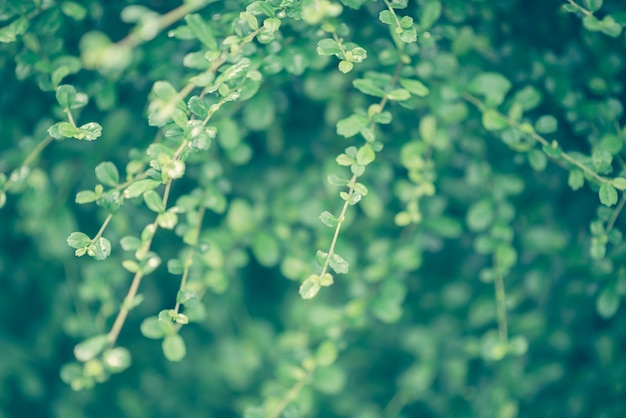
[1,0,625,417]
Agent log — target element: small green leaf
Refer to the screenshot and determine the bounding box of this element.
[542,141,562,158]
[319,272,333,286]
[467,199,494,232]
[352,79,386,97]
[56,85,77,108]
[89,237,111,261]
[74,334,108,362]
[386,89,411,101]
[162,334,186,361]
[317,38,341,56]
[319,211,339,228]
[379,10,395,25]
[600,15,622,37]
[337,114,368,138]
[514,86,542,111]
[122,260,140,273]
[420,1,442,30]
[76,190,97,204]
[167,259,184,275]
[140,317,165,339]
[0,17,28,43]
[143,190,165,213]
[263,17,281,32]
[124,179,161,198]
[316,340,338,366]
[157,211,178,229]
[596,287,619,319]
[338,60,353,73]
[329,253,349,274]
[584,0,603,12]
[67,232,91,249]
[48,121,78,139]
[299,275,321,299]
[188,96,209,118]
[599,183,618,206]
[399,78,429,97]
[328,174,349,186]
[102,347,131,373]
[612,177,626,190]
[535,115,558,134]
[95,162,119,187]
[61,2,87,21]
[252,231,281,267]
[120,236,141,251]
[469,72,511,105]
[482,109,508,131]
[568,170,585,191]
[184,14,217,50]
[356,144,375,166]
[528,149,547,171]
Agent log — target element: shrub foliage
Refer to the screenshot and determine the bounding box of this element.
[1,0,625,417]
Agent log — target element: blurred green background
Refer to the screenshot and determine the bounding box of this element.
[1,0,625,417]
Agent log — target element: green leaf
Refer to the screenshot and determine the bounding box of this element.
[157,211,178,229]
[469,72,511,105]
[74,334,108,362]
[482,109,508,131]
[252,231,281,267]
[299,275,321,299]
[76,190,97,204]
[61,2,87,21]
[143,190,165,213]
[48,121,79,139]
[584,0,603,12]
[467,199,494,232]
[420,1,442,30]
[263,17,281,32]
[379,10,395,25]
[188,96,209,118]
[528,149,547,171]
[162,334,186,361]
[337,114,368,137]
[583,15,601,31]
[600,15,622,37]
[319,211,339,228]
[612,177,626,190]
[568,169,585,191]
[316,340,338,366]
[399,78,429,97]
[329,253,349,274]
[102,347,131,373]
[328,174,350,186]
[356,144,375,166]
[124,179,161,199]
[67,232,91,249]
[338,60,353,73]
[95,162,119,187]
[352,79,386,97]
[184,14,217,50]
[317,38,342,56]
[319,272,334,286]
[120,236,140,251]
[386,89,411,101]
[599,183,618,206]
[514,86,542,111]
[89,237,111,261]
[596,287,619,319]
[535,115,558,134]
[0,17,28,43]
[167,259,184,275]
[56,85,77,108]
